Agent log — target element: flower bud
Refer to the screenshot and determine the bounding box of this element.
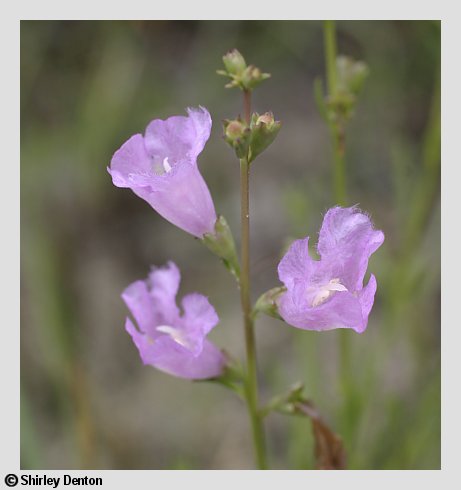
[336,55,369,96]
[222,49,247,75]
[223,118,251,159]
[225,119,246,141]
[217,49,271,91]
[248,112,281,163]
[255,113,274,126]
[324,56,369,123]
[241,65,271,90]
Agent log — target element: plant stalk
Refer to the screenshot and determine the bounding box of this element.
[324,20,346,206]
[323,19,353,438]
[324,21,338,97]
[333,126,346,206]
[239,89,267,469]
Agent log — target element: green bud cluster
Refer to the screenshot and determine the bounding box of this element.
[316,55,369,125]
[217,49,271,91]
[223,112,281,163]
[336,55,369,96]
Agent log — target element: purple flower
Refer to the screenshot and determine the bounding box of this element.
[277,206,384,333]
[122,261,225,379]
[108,107,217,238]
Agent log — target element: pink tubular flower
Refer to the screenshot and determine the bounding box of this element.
[123,261,225,379]
[277,206,384,333]
[108,107,217,238]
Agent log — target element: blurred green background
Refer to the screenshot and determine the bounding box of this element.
[20,20,440,469]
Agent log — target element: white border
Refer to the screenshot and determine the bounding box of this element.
[6,0,446,20]
[3,0,456,486]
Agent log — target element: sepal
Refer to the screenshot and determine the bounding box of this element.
[202,215,241,281]
[198,349,245,398]
[248,112,281,163]
[252,286,286,320]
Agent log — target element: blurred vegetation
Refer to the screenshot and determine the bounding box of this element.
[21,20,440,469]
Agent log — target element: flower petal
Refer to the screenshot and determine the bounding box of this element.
[186,106,213,159]
[278,288,365,333]
[278,236,333,293]
[317,206,384,290]
[155,338,225,379]
[144,106,212,165]
[108,134,152,188]
[134,162,217,237]
[128,330,224,379]
[356,273,377,333]
[146,261,181,324]
[177,293,219,355]
[278,237,314,288]
[123,262,224,379]
[181,293,219,335]
[108,108,216,238]
[121,280,159,338]
[125,317,155,364]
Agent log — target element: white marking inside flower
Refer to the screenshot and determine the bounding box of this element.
[163,157,172,173]
[152,157,173,175]
[311,278,348,307]
[156,325,190,348]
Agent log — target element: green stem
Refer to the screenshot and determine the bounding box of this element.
[333,125,346,206]
[333,119,349,407]
[324,21,337,96]
[243,89,252,125]
[323,18,352,440]
[240,156,267,469]
[238,88,267,469]
[324,20,346,206]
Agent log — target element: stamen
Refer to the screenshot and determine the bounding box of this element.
[311,278,347,307]
[156,325,189,348]
[152,157,173,175]
[312,290,331,307]
[163,157,172,173]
